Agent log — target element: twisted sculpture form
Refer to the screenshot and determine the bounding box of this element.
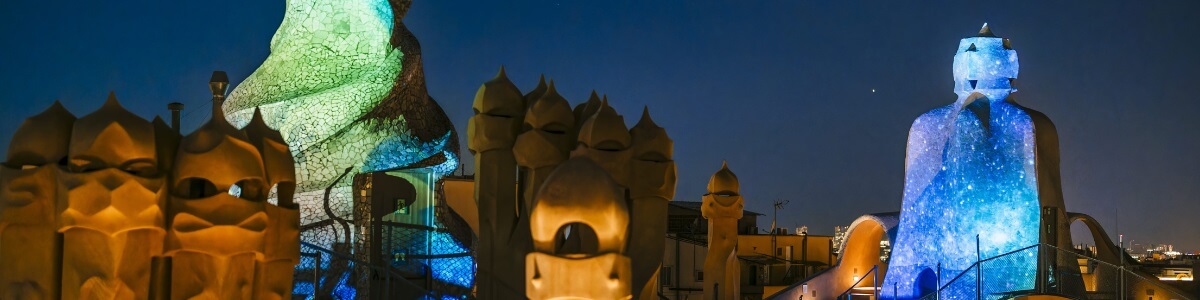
[224,0,458,195]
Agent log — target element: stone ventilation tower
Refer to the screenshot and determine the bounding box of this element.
[626,107,676,299]
[702,161,743,300]
[242,107,302,299]
[167,72,271,299]
[0,101,75,299]
[468,67,530,298]
[469,67,676,299]
[60,93,171,300]
[0,72,301,300]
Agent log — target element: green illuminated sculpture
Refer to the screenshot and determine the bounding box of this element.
[225,0,458,194]
[223,1,466,296]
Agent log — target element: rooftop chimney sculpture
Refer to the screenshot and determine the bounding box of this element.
[0,72,300,300]
[218,1,470,294]
[469,68,676,299]
[1,100,75,299]
[880,24,1071,299]
[702,161,744,300]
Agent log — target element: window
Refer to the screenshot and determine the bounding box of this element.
[695,270,704,282]
[396,198,409,214]
[660,267,672,286]
[749,265,758,286]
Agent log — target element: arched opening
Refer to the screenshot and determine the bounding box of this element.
[841,217,888,284]
[1066,214,1121,265]
[553,222,599,255]
[760,214,898,300]
[1066,213,1127,294]
[826,215,890,297]
[915,268,938,298]
[1069,221,1098,258]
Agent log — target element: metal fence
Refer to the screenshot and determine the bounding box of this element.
[292,241,436,300]
[838,265,881,299]
[912,244,1194,300]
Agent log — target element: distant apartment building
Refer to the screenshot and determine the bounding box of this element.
[660,201,836,299]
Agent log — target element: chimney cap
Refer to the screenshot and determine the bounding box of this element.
[209,71,229,97]
[167,102,185,111]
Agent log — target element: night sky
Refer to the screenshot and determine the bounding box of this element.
[2,1,1197,251]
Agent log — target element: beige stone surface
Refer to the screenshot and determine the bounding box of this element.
[702,162,743,300]
[59,94,167,300]
[166,95,270,299]
[468,68,529,299]
[244,108,300,300]
[0,101,74,299]
[515,82,575,229]
[0,84,299,300]
[526,252,633,300]
[627,107,676,300]
[526,157,631,300]
[469,70,676,300]
[528,157,627,254]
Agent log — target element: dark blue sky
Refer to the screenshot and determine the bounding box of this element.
[2,1,1197,250]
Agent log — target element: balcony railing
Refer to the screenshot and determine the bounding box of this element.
[907,244,1195,300]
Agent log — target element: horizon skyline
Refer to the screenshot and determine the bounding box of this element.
[1,1,1197,251]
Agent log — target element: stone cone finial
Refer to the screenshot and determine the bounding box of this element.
[526,81,574,132]
[6,100,77,163]
[707,160,739,195]
[103,92,121,109]
[634,106,657,129]
[473,66,525,117]
[573,90,603,126]
[31,100,77,126]
[578,96,630,151]
[85,92,150,127]
[69,91,159,175]
[47,100,72,116]
[543,80,560,106]
[243,107,286,144]
[525,75,548,108]
[977,23,995,37]
[630,106,672,161]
